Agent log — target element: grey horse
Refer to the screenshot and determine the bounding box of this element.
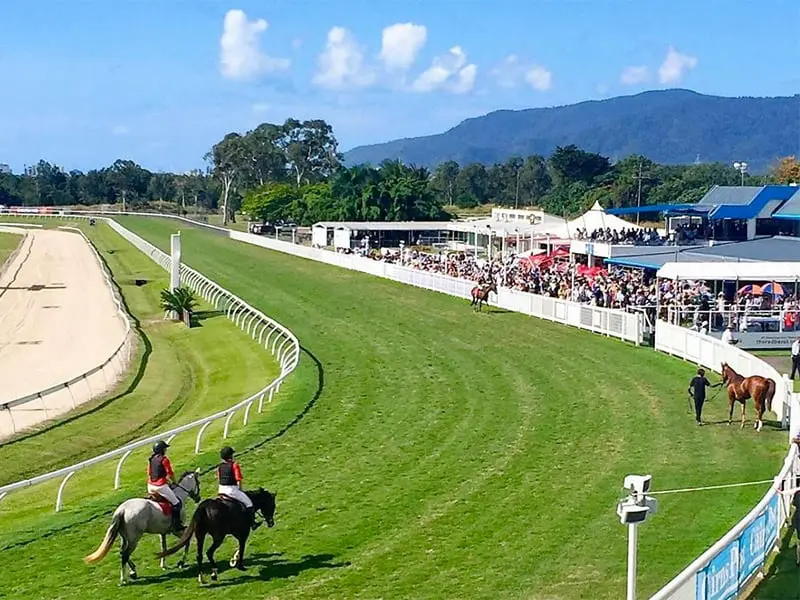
[84,470,202,584]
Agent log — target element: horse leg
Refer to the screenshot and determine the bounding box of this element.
[234,535,248,571]
[740,402,746,429]
[125,538,140,580]
[159,534,167,570]
[119,534,129,585]
[728,396,734,426]
[177,538,191,568]
[196,530,206,585]
[206,535,225,581]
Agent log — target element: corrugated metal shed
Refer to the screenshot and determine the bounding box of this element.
[604,236,800,269]
[697,185,764,206]
[774,188,800,220]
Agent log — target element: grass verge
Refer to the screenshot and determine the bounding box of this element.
[0,230,23,267]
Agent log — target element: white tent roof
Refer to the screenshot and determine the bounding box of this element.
[657,262,800,281]
[567,201,642,236]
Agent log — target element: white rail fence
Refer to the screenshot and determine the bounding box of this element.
[0,226,134,436]
[0,217,300,512]
[650,320,800,600]
[1,210,797,599]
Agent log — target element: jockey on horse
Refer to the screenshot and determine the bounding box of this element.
[216,446,261,531]
[471,280,497,312]
[146,440,185,534]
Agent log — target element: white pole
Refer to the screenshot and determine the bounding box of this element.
[627,523,638,600]
[170,232,181,291]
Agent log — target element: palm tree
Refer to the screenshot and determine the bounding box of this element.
[160,286,197,326]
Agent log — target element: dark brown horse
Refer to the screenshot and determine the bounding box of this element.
[471,282,497,312]
[157,488,276,584]
[720,362,776,432]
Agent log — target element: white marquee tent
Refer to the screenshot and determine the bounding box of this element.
[566,201,642,237]
[656,262,800,282]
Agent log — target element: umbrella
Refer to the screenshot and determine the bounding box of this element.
[738,284,762,296]
[760,282,785,296]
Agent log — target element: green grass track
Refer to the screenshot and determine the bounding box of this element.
[0,215,792,599]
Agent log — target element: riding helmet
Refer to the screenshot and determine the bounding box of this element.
[220,446,235,460]
[152,440,169,454]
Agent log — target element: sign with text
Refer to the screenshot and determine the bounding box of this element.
[694,494,781,600]
[711,330,798,350]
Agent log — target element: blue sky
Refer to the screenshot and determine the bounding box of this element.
[0,0,797,173]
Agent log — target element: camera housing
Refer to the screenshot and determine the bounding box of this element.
[623,474,652,496]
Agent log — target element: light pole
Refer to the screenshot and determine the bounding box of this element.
[733,161,748,186]
[616,475,658,600]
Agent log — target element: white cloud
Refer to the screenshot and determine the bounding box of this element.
[312,26,375,90]
[291,38,303,50]
[251,102,269,114]
[620,65,650,85]
[658,46,697,84]
[491,54,552,91]
[525,65,552,91]
[380,23,427,71]
[219,9,290,81]
[111,125,129,136]
[412,46,478,94]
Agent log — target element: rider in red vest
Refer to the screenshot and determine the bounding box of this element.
[147,440,183,533]
[216,446,260,531]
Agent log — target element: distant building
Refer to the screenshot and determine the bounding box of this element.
[24,164,38,177]
[0,163,11,175]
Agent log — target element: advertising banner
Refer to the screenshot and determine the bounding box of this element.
[694,494,781,600]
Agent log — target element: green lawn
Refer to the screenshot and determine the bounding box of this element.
[0,219,279,547]
[0,230,23,266]
[0,215,794,599]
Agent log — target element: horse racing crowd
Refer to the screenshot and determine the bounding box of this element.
[374,248,658,314]
[358,247,800,333]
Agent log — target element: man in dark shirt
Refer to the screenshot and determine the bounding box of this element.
[688,368,719,425]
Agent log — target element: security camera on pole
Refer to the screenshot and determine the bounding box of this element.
[616,474,658,600]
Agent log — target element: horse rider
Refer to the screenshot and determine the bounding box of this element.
[147,440,184,533]
[216,446,261,531]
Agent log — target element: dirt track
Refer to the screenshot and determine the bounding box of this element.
[0,227,128,438]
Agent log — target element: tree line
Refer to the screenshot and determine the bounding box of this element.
[1,117,798,227]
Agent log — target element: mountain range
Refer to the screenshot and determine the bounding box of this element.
[343,89,800,173]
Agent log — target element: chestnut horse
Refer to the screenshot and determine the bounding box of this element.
[470,282,497,312]
[720,362,776,432]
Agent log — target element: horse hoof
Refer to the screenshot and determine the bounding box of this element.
[236,564,247,572]
[211,571,218,582]
[129,572,138,581]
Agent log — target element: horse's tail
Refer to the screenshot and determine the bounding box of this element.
[84,510,123,564]
[765,378,776,413]
[157,504,200,558]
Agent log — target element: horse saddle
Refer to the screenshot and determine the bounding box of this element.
[218,494,248,510]
[146,493,174,516]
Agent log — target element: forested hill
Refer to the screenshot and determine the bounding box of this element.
[343,89,800,172]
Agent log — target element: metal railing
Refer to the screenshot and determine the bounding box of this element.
[649,320,800,599]
[0,226,134,436]
[0,217,300,512]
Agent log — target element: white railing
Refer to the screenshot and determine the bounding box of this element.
[0,209,645,344]
[0,217,300,512]
[0,226,134,436]
[649,320,800,600]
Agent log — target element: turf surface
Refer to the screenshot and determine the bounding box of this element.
[0,215,794,599]
[0,230,23,266]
